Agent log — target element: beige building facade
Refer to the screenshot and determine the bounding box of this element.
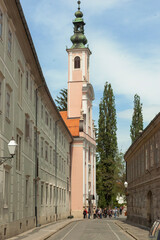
[125,112,160,227]
[0,0,72,239]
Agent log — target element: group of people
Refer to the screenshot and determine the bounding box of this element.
[83,206,124,219]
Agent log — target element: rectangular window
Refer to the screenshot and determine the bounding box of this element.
[45,111,49,126]
[4,171,9,206]
[53,120,55,135]
[50,118,52,130]
[41,184,43,205]
[45,143,48,161]
[64,160,66,173]
[60,188,61,203]
[155,142,159,164]
[26,71,29,90]
[0,9,3,38]
[57,187,58,204]
[18,69,22,106]
[8,30,12,55]
[41,138,44,157]
[59,156,61,171]
[53,150,55,166]
[88,147,91,163]
[46,185,48,204]
[59,131,61,142]
[30,78,33,100]
[50,185,52,204]
[29,120,32,145]
[6,91,11,119]
[54,186,56,205]
[50,147,52,164]
[34,129,36,149]
[25,179,28,205]
[16,134,21,171]
[41,104,43,119]
[67,177,69,192]
[145,149,148,170]
[62,159,63,172]
[25,115,30,140]
[64,190,66,204]
[150,144,154,167]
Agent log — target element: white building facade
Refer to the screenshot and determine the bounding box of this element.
[0,0,72,239]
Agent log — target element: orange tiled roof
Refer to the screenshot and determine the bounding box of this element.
[60,111,80,137]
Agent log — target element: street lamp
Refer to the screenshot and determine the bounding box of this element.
[124,181,128,189]
[0,138,17,165]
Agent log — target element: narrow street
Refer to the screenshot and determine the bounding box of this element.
[47,219,134,240]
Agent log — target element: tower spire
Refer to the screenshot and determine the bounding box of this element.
[78,1,81,11]
[69,1,88,49]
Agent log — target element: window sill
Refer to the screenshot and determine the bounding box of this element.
[17,102,23,110]
[16,169,22,175]
[5,117,11,124]
[3,204,8,209]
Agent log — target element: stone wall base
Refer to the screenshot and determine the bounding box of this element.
[0,212,70,239]
[127,215,149,227]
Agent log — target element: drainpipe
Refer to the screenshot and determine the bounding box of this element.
[35,85,44,227]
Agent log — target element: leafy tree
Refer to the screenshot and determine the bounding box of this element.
[96,82,118,208]
[130,94,143,143]
[55,88,67,111]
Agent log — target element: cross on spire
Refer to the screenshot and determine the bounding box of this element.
[77,1,81,10]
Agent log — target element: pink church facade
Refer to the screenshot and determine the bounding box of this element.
[60,1,97,218]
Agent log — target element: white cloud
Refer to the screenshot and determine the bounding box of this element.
[118,109,132,120]
[118,106,160,123]
[90,33,160,106]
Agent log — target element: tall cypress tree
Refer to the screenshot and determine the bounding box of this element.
[55,88,67,111]
[97,82,118,207]
[130,94,143,143]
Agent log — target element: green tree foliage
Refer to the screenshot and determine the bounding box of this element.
[130,94,143,143]
[96,82,118,208]
[55,88,67,111]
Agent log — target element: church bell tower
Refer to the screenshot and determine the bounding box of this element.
[66,1,92,119]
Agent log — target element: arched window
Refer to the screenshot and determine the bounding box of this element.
[74,56,80,69]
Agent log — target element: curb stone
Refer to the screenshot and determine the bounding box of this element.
[115,221,138,240]
[43,220,82,240]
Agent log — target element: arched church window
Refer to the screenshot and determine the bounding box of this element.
[74,56,80,69]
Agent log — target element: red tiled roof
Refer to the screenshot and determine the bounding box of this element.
[60,111,80,137]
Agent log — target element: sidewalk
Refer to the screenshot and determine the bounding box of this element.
[9,218,81,240]
[114,218,149,240]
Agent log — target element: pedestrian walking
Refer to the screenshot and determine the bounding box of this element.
[83,208,87,219]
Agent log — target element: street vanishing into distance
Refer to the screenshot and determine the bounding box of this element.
[48,219,134,240]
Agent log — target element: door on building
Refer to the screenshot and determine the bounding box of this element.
[147,191,153,226]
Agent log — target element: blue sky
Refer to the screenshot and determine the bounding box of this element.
[20,0,160,152]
